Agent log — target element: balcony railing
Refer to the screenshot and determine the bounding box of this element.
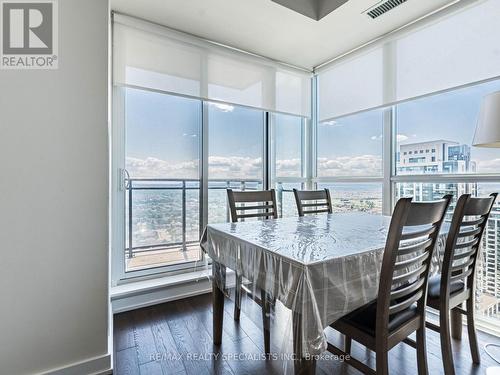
[125,178,262,260]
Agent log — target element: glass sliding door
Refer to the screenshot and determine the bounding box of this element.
[113,88,307,281]
[123,88,202,273]
[207,103,265,224]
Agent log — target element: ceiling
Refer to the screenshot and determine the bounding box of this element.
[111,0,457,70]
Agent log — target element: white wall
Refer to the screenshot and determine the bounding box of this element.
[0,1,110,374]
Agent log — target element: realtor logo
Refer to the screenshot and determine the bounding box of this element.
[1,0,58,69]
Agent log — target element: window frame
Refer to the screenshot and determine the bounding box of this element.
[313,77,390,215]
[111,86,309,285]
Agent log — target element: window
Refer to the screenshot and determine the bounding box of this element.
[273,113,306,216]
[317,109,384,177]
[114,86,308,280]
[396,182,500,325]
[316,108,384,215]
[393,79,500,327]
[396,79,500,176]
[207,103,264,224]
[274,113,304,178]
[123,88,202,273]
[314,0,500,335]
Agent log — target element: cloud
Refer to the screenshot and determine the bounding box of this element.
[317,155,382,176]
[370,134,409,142]
[210,103,234,112]
[320,120,343,128]
[397,134,409,142]
[126,157,199,179]
[275,158,302,177]
[127,154,384,180]
[208,156,262,178]
[126,155,263,179]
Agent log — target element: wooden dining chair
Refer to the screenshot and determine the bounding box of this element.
[422,193,497,375]
[327,195,452,375]
[226,189,278,355]
[293,188,333,216]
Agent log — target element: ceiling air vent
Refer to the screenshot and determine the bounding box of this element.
[366,0,407,19]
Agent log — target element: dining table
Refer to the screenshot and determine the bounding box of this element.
[202,212,460,374]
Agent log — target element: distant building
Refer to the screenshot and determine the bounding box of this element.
[396,140,476,175]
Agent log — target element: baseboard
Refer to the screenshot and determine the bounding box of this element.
[111,277,212,314]
[111,271,235,314]
[39,353,111,375]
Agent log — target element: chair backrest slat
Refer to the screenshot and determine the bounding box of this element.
[389,290,424,315]
[400,226,435,241]
[394,251,430,271]
[459,217,485,227]
[454,237,480,250]
[293,189,333,217]
[235,204,274,211]
[450,268,473,284]
[397,238,433,256]
[392,264,427,284]
[390,277,426,301]
[440,193,497,295]
[451,257,475,273]
[227,189,278,223]
[376,195,452,338]
[457,227,482,238]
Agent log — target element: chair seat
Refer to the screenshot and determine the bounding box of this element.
[333,301,418,336]
[427,275,465,299]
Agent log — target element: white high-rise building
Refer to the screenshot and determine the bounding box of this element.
[397,140,476,175]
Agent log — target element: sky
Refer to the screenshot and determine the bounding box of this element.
[317,78,500,176]
[125,78,500,180]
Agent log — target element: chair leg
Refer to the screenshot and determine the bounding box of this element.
[416,326,429,375]
[439,309,455,375]
[233,273,242,322]
[344,335,352,354]
[466,297,480,364]
[376,350,389,375]
[261,289,271,355]
[233,274,242,321]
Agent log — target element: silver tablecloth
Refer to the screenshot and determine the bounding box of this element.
[203,212,447,356]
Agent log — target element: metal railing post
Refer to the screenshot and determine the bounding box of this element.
[226,180,231,222]
[127,181,133,259]
[182,180,187,251]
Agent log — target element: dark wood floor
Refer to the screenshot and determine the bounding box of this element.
[114,292,500,375]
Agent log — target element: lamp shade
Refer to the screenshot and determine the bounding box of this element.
[473,91,500,147]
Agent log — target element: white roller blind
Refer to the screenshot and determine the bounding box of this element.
[318,0,500,122]
[395,0,500,101]
[113,15,312,117]
[318,47,384,122]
